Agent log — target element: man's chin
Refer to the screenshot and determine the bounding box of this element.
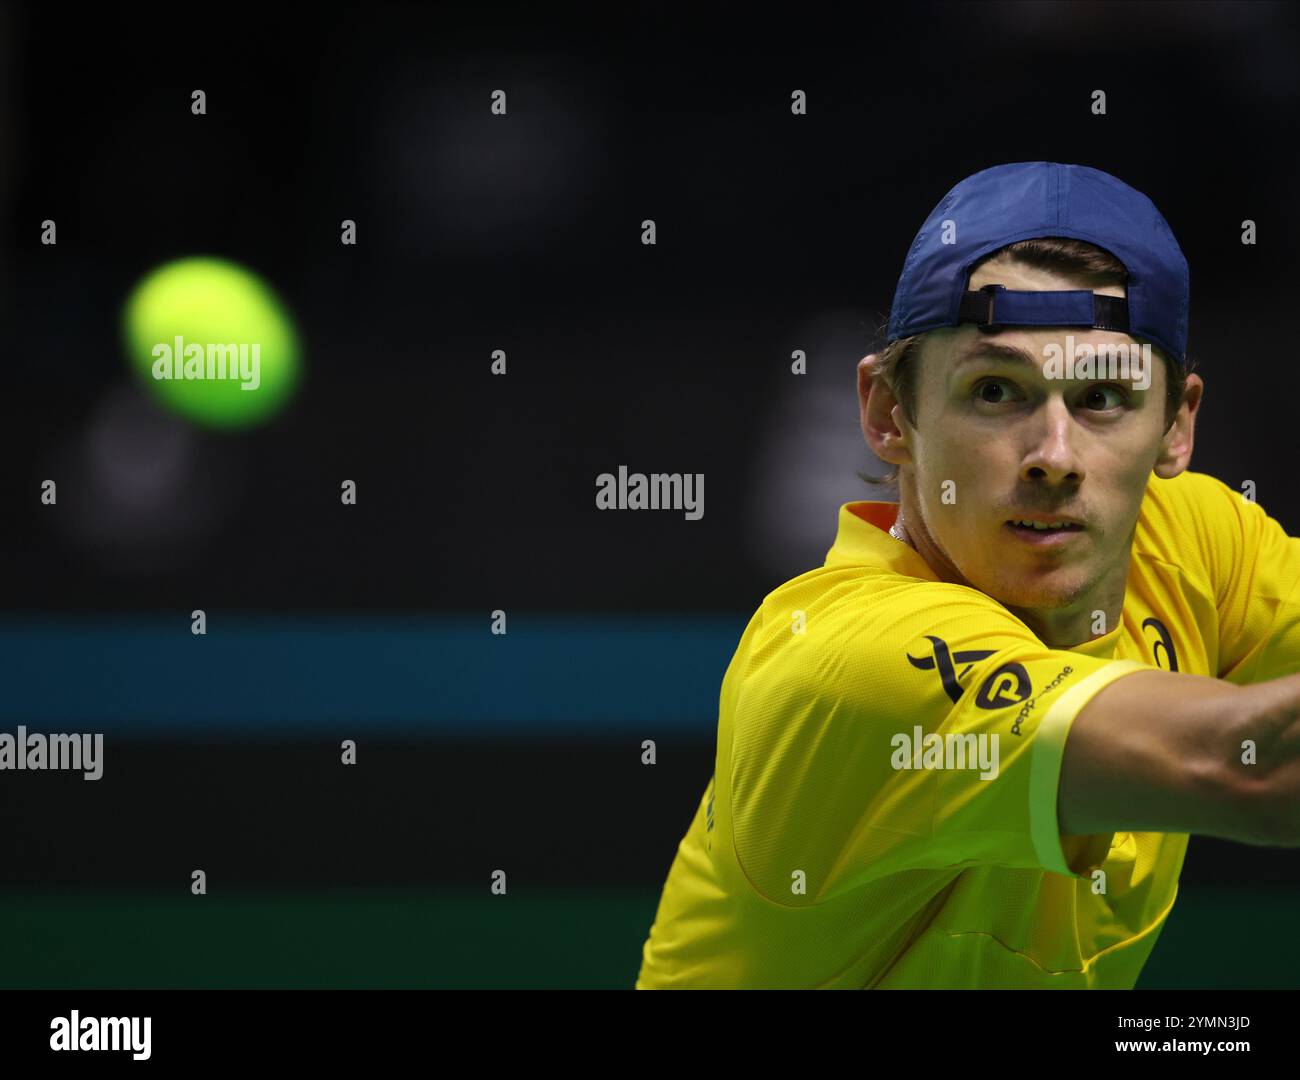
[981,570,1092,612]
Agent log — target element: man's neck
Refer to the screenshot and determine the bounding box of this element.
[891,503,1130,651]
[1002,590,1126,650]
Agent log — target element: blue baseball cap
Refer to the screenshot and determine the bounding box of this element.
[886,162,1189,367]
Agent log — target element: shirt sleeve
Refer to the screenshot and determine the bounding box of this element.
[727,578,1152,906]
[1183,473,1300,683]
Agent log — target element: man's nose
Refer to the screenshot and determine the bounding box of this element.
[1020,399,1084,484]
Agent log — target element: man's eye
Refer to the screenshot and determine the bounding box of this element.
[973,378,1018,404]
[1084,384,1128,410]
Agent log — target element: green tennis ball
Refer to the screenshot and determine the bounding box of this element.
[123,257,301,429]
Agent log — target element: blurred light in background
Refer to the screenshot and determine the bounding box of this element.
[744,310,894,581]
[376,56,608,258]
[987,0,1299,98]
[49,383,240,572]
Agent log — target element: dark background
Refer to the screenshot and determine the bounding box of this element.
[2,1,1299,987]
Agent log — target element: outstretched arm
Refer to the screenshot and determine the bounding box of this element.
[1059,667,1300,846]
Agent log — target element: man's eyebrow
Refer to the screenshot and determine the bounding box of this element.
[951,341,1041,371]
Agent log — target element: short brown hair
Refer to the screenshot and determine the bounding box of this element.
[859,237,1196,487]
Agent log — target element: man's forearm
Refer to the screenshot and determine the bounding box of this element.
[1230,671,1300,846]
[1061,668,1300,844]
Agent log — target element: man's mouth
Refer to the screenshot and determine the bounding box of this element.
[1004,518,1085,544]
[1007,519,1083,532]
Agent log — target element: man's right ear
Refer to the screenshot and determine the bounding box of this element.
[857,354,912,467]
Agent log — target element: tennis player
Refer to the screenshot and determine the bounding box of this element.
[637,162,1300,989]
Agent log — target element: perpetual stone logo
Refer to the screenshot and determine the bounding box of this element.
[906,635,996,704]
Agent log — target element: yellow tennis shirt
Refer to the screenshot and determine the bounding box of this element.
[637,470,1300,988]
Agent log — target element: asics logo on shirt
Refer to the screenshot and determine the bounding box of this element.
[1142,617,1179,672]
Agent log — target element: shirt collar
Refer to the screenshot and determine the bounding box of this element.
[825,501,938,580]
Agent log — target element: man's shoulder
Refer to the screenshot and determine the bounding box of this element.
[761,562,1003,622]
[736,563,1036,686]
[1141,469,1235,510]
[1136,469,1242,568]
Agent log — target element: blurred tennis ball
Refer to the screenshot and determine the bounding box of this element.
[123,257,301,429]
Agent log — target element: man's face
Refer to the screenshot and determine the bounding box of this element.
[897,255,1178,613]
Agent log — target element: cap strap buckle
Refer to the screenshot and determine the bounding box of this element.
[957,285,1132,337]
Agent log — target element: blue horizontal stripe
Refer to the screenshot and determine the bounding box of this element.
[0,615,748,737]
